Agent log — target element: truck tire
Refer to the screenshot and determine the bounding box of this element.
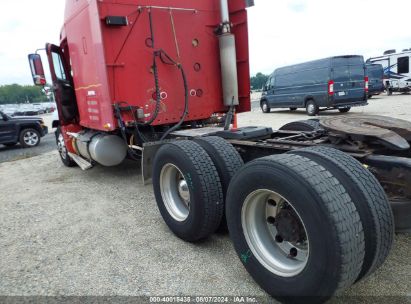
[194,136,244,231]
[306,100,319,116]
[226,154,365,303]
[288,147,394,282]
[152,140,224,242]
[261,100,271,113]
[279,119,321,132]
[19,128,41,148]
[339,107,351,113]
[55,127,76,167]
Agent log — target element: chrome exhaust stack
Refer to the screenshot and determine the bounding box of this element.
[219,0,239,106]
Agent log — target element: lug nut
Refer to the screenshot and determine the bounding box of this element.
[289,247,298,257]
[267,216,276,225]
[275,235,283,243]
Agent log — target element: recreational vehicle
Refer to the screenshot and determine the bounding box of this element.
[367,49,411,93]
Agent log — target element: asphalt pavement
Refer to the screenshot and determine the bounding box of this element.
[0,133,55,164]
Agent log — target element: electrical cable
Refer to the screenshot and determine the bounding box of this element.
[136,9,162,126]
[160,64,189,140]
[113,103,142,160]
[119,8,190,140]
[116,101,150,144]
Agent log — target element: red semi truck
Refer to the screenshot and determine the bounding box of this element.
[29,0,411,302]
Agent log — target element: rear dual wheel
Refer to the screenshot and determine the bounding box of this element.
[152,140,393,302]
[226,149,393,302]
[288,146,394,281]
[226,154,365,303]
[152,140,225,242]
[194,136,244,231]
[153,138,243,240]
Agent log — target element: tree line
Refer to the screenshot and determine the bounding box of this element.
[0,84,48,105]
[250,72,268,90]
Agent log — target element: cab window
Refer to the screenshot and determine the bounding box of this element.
[265,77,274,90]
[52,52,67,81]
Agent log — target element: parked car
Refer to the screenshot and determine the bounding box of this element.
[0,111,48,148]
[32,103,46,114]
[366,63,385,98]
[260,55,369,116]
[2,107,18,116]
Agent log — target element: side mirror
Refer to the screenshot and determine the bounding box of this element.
[28,54,46,86]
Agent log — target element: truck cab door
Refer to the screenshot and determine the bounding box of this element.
[46,43,79,126]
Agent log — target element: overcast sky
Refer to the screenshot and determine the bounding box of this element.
[0,0,410,85]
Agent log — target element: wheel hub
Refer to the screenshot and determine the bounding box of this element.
[160,164,191,222]
[241,189,309,277]
[274,207,306,243]
[24,132,39,146]
[178,180,190,203]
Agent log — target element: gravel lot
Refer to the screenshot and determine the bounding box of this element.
[0,134,55,163]
[0,94,410,302]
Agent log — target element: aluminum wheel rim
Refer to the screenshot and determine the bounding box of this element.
[23,131,39,146]
[160,163,191,222]
[241,189,309,277]
[57,133,67,159]
[262,102,268,112]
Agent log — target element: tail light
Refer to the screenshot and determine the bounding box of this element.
[328,80,334,95]
[365,76,369,92]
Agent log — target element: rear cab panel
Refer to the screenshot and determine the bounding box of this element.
[61,0,251,132]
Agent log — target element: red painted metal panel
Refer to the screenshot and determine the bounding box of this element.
[62,0,251,130]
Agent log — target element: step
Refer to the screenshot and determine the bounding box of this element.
[68,152,93,170]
